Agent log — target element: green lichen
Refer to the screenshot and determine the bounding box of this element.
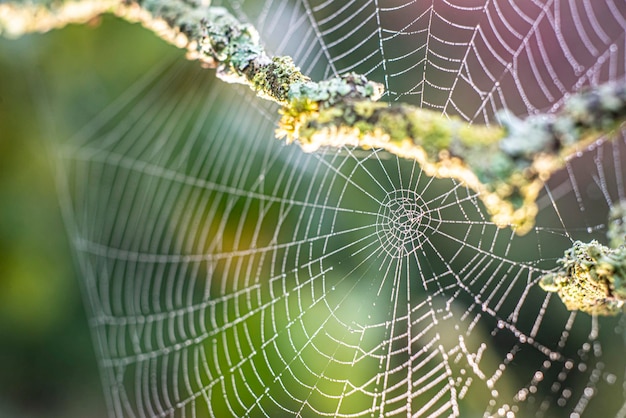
[408,112,454,157]
[497,112,555,159]
[539,241,626,316]
[539,200,626,316]
[135,0,208,40]
[289,73,383,103]
[249,56,309,103]
[378,111,409,142]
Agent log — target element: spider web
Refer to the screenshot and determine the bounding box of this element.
[49,0,626,416]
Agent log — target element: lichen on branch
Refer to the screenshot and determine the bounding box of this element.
[539,241,626,316]
[539,200,626,316]
[2,0,626,234]
[277,81,626,234]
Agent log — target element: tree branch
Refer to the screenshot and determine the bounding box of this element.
[539,200,626,316]
[2,0,625,234]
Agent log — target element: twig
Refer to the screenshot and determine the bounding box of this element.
[2,0,625,234]
[539,201,626,316]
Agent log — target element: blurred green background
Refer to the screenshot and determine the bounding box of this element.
[0,15,177,418]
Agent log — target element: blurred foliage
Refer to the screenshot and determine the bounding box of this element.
[0,14,174,418]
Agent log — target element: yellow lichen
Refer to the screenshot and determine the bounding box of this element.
[539,241,626,316]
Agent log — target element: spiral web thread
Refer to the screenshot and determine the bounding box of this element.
[50,0,626,416]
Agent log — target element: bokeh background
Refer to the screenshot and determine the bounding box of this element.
[0,15,174,417]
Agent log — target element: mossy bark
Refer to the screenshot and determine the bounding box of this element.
[2,0,626,234]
